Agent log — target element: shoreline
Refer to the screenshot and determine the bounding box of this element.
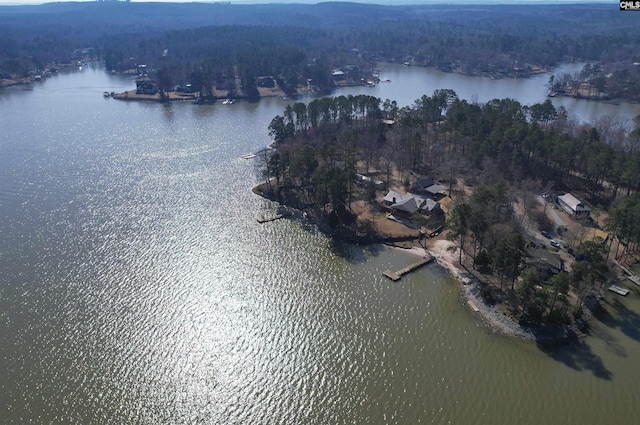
[396,239,587,343]
[252,182,576,343]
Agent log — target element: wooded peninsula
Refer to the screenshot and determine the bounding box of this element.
[254,90,640,340]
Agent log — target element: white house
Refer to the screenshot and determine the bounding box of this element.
[557,193,591,216]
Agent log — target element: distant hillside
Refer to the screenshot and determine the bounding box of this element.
[2,2,639,100]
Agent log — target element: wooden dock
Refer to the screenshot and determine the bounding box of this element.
[467,300,480,312]
[609,284,630,296]
[383,255,434,281]
[257,211,292,223]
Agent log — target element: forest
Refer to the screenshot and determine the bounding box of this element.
[258,90,640,329]
[1,2,640,101]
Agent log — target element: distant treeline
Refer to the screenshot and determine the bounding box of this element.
[1,3,639,99]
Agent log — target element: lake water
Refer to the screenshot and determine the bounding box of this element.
[2,63,640,424]
[339,62,640,124]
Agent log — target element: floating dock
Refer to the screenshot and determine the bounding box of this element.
[257,211,292,223]
[609,284,630,296]
[382,255,434,281]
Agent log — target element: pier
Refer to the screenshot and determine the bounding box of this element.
[383,254,434,281]
[257,211,292,223]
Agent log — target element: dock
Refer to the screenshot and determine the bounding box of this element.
[382,255,434,281]
[467,300,480,312]
[257,211,292,223]
[609,284,630,296]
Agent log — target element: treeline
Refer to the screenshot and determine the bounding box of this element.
[2,3,640,100]
[551,63,640,102]
[263,94,384,224]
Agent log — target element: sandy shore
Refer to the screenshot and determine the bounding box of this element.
[392,239,572,342]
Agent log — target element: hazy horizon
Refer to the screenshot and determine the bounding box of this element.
[0,0,618,7]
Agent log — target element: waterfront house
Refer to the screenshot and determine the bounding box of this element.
[136,78,158,95]
[384,190,419,216]
[384,190,441,217]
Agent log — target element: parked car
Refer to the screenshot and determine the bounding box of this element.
[550,239,561,248]
[541,230,552,239]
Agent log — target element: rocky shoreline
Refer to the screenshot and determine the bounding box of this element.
[252,183,591,345]
[410,240,594,344]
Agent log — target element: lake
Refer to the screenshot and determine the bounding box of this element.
[1,63,640,424]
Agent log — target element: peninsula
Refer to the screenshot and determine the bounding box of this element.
[254,91,640,342]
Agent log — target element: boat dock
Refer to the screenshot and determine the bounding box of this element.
[383,255,434,281]
[257,211,292,223]
[609,284,630,296]
[467,300,480,312]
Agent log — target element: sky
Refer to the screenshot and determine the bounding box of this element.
[0,0,618,6]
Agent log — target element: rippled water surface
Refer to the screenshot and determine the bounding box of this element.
[2,64,640,424]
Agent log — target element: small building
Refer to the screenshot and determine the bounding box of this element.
[412,177,434,193]
[557,193,590,217]
[411,177,446,198]
[331,70,345,81]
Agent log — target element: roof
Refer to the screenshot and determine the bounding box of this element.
[558,193,590,213]
[527,248,563,271]
[425,184,446,195]
[423,198,441,212]
[384,190,440,214]
[384,190,418,213]
[413,177,434,189]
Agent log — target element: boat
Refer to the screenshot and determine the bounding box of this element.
[608,284,629,296]
[222,99,234,105]
[103,92,110,97]
[241,153,256,159]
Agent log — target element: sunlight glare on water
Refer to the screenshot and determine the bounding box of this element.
[1,64,640,424]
